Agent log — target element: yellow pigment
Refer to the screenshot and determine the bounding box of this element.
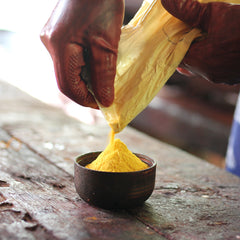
[86,131,148,172]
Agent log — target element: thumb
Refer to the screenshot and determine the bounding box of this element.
[89,36,117,107]
[161,0,209,30]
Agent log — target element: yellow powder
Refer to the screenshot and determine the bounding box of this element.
[86,131,148,172]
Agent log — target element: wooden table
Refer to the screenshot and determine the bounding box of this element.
[0,80,240,240]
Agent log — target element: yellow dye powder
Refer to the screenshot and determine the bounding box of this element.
[86,131,148,172]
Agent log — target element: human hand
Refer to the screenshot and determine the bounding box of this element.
[161,0,240,85]
[40,0,124,108]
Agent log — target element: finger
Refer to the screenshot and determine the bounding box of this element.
[181,38,225,83]
[183,38,240,84]
[58,43,98,108]
[161,0,208,30]
[89,36,117,107]
[176,67,195,77]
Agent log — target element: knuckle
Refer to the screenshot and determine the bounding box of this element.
[41,26,61,48]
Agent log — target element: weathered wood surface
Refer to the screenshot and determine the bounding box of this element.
[0,80,240,240]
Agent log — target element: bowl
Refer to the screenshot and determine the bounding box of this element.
[74,151,156,209]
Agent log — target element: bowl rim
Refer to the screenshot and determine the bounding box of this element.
[74,151,156,175]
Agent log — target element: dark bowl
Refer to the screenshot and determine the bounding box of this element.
[74,151,156,209]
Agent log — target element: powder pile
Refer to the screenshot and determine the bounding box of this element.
[86,132,148,172]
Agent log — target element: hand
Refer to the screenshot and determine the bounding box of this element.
[40,0,124,108]
[161,0,240,85]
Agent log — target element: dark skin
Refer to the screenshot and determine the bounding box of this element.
[41,0,124,109]
[161,0,240,85]
[41,0,240,109]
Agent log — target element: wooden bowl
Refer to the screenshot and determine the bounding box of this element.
[74,151,156,209]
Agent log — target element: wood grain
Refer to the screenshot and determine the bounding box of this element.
[0,80,240,240]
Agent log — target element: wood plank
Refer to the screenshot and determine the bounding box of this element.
[0,128,163,240]
[1,80,240,239]
[129,186,240,240]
